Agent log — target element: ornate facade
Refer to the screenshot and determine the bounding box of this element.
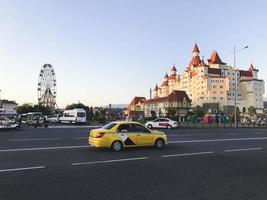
[153,44,265,114]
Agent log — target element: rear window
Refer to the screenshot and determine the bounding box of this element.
[102,122,117,130]
[77,112,86,117]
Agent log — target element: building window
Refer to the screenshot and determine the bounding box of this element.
[220,86,223,88]
[220,97,223,100]
[213,86,216,88]
[213,97,216,100]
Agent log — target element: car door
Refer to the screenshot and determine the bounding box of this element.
[134,124,155,146]
[116,124,137,146]
[158,119,169,128]
[152,119,161,128]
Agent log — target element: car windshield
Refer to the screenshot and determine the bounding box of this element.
[102,122,117,130]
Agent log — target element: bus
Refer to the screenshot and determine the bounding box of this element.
[59,108,86,124]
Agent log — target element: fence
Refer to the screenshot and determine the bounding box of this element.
[176,122,267,129]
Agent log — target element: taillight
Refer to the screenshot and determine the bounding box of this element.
[95,132,105,138]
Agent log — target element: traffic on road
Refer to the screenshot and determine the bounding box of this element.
[0,126,267,199]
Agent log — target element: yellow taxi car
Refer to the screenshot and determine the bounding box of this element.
[89,121,168,151]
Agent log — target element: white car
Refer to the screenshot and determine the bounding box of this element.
[145,118,178,129]
[47,114,60,123]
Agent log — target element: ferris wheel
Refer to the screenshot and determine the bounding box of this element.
[37,64,57,108]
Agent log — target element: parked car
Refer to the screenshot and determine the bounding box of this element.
[27,112,48,128]
[47,114,61,123]
[89,121,168,151]
[0,111,19,129]
[59,108,86,124]
[145,118,178,129]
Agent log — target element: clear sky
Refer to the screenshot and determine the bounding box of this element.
[0,0,267,107]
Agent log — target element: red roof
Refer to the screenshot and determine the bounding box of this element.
[208,52,225,65]
[144,96,166,104]
[129,97,146,106]
[144,90,191,104]
[193,43,200,53]
[248,64,258,71]
[171,65,177,72]
[164,73,169,79]
[167,90,191,102]
[189,56,201,67]
[239,70,253,77]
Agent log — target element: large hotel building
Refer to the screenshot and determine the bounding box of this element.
[129,44,265,118]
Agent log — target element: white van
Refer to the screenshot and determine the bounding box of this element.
[59,109,86,124]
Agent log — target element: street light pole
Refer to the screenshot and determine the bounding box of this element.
[233,45,248,128]
[0,90,2,109]
[234,46,237,128]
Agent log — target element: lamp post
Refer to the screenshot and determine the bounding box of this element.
[233,45,248,128]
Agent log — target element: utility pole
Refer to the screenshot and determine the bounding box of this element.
[233,45,248,128]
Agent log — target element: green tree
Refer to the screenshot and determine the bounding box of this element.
[158,108,162,117]
[93,109,100,122]
[33,105,52,115]
[97,107,107,124]
[194,105,205,117]
[166,107,176,119]
[248,106,256,116]
[16,103,34,114]
[87,106,94,122]
[150,110,156,118]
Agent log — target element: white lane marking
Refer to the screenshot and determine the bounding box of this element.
[162,151,214,158]
[224,147,263,152]
[0,145,90,152]
[9,138,62,142]
[72,157,148,166]
[0,166,45,173]
[73,137,88,140]
[169,137,267,144]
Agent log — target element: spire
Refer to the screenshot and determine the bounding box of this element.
[248,64,258,71]
[192,43,200,53]
[208,51,225,65]
[154,84,158,90]
[164,73,169,79]
[171,65,177,72]
[200,56,205,66]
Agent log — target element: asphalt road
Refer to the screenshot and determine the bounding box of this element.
[0,127,267,200]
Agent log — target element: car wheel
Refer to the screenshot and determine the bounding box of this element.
[111,141,123,152]
[167,125,172,129]
[147,124,153,129]
[154,139,165,149]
